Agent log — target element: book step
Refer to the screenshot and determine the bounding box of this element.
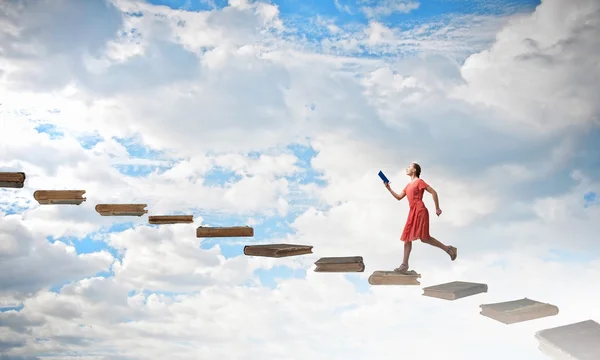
[422,281,488,300]
[196,226,254,238]
[149,215,194,224]
[368,270,421,286]
[314,256,365,273]
[479,297,559,324]
[243,244,313,258]
[0,172,26,188]
[33,190,86,205]
[535,319,600,360]
[96,204,148,216]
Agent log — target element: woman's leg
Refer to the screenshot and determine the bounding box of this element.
[395,241,412,272]
[421,236,457,260]
[402,241,412,266]
[421,236,447,250]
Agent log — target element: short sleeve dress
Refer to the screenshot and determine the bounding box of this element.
[400,178,430,242]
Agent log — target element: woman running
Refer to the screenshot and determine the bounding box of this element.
[384,162,457,273]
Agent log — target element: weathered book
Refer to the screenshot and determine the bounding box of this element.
[368,270,421,285]
[196,226,254,238]
[535,319,600,360]
[95,204,148,216]
[33,190,86,205]
[148,215,194,224]
[314,256,365,272]
[422,281,488,300]
[0,172,26,188]
[243,244,313,258]
[479,298,559,324]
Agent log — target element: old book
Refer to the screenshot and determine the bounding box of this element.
[148,215,194,224]
[95,204,148,216]
[196,226,254,238]
[314,256,365,272]
[0,172,26,188]
[33,190,86,205]
[243,244,313,258]
[368,270,421,285]
[479,298,559,324]
[422,281,488,300]
[535,319,600,360]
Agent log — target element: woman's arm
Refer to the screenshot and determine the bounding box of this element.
[385,183,406,201]
[425,186,440,209]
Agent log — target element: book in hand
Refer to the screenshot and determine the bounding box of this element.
[378,171,389,184]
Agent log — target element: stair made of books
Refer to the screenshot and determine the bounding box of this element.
[1,170,597,359]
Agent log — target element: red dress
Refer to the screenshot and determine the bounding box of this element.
[400,178,430,242]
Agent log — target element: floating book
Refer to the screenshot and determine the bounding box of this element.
[314,256,364,272]
[0,172,26,188]
[479,298,559,325]
[535,319,600,360]
[196,226,254,238]
[243,244,313,258]
[95,204,148,216]
[422,281,488,300]
[368,270,421,285]
[148,215,194,225]
[33,190,86,205]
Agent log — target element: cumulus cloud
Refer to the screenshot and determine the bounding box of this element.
[453,0,600,134]
[0,0,123,91]
[0,215,114,303]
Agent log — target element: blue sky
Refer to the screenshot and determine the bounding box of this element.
[20,120,328,292]
[32,130,328,293]
[146,0,542,60]
[3,0,600,358]
[147,0,541,21]
[14,0,594,297]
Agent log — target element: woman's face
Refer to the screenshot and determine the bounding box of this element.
[405,163,414,175]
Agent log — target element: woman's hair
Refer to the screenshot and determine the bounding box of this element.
[412,163,421,178]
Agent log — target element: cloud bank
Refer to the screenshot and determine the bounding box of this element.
[0,0,599,359]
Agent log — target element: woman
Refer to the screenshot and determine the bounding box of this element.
[384,163,457,273]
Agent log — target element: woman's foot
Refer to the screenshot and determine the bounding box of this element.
[447,246,457,261]
[394,263,409,273]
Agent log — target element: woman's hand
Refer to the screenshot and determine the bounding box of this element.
[384,181,391,190]
[436,208,442,216]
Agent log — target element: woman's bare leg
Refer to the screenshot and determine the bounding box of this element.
[421,236,457,260]
[395,241,413,272]
[421,236,447,251]
[402,241,412,266]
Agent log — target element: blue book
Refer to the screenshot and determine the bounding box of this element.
[378,170,389,184]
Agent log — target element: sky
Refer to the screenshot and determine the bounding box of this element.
[0,0,599,358]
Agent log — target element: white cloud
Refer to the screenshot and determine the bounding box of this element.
[333,0,352,14]
[359,0,420,19]
[0,0,599,359]
[0,215,114,302]
[452,0,600,135]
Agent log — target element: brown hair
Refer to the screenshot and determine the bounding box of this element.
[413,163,421,178]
